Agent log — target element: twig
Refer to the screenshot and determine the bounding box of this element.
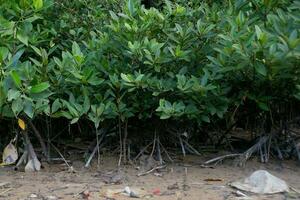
[204,153,242,165]
[137,165,166,177]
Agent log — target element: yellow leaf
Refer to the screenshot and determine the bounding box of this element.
[18,118,26,130]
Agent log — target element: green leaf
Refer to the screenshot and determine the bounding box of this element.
[254,62,267,76]
[258,102,269,111]
[71,117,79,124]
[7,90,21,101]
[24,100,34,118]
[25,15,42,23]
[8,49,25,68]
[11,70,22,88]
[72,41,82,56]
[31,45,41,56]
[30,82,50,93]
[51,99,61,113]
[12,98,23,116]
[0,47,9,61]
[17,32,29,46]
[160,114,171,119]
[201,115,210,123]
[255,25,262,38]
[33,0,43,10]
[127,0,135,16]
[109,11,119,21]
[121,73,133,82]
[83,95,90,114]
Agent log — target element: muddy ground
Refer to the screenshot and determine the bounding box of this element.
[0,155,299,200]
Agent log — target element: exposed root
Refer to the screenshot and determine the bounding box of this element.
[179,137,186,156]
[134,141,154,161]
[167,129,201,156]
[28,120,48,158]
[203,153,242,166]
[84,128,106,168]
[182,139,201,156]
[137,165,166,177]
[236,135,270,167]
[158,140,173,162]
[15,132,41,171]
[49,142,74,172]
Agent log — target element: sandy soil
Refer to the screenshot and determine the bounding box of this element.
[0,156,299,200]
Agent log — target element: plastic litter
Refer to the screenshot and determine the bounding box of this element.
[230,170,289,194]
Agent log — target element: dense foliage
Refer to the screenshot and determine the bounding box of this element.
[0,0,299,149]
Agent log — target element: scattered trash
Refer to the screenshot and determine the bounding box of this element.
[46,195,58,200]
[81,190,91,199]
[102,187,148,199]
[153,172,163,177]
[29,193,38,198]
[152,188,161,196]
[1,142,18,166]
[230,170,289,194]
[124,186,139,198]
